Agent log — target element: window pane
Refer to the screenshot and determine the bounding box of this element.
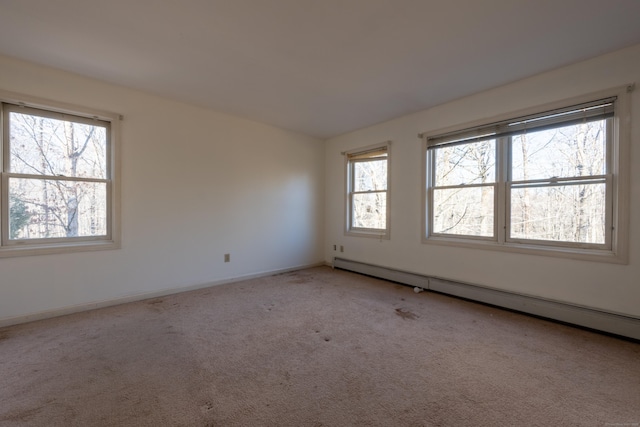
[511,120,606,181]
[9,111,107,179]
[510,183,605,244]
[9,178,107,240]
[354,159,387,192]
[352,192,386,229]
[433,186,494,237]
[434,140,495,186]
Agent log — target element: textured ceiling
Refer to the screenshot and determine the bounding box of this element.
[1,0,640,138]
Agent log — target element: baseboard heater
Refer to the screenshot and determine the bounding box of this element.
[333,257,640,341]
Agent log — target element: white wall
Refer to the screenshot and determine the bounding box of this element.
[0,55,325,323]
[325,44,640,318]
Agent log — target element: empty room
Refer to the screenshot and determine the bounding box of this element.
[1,1,639,426]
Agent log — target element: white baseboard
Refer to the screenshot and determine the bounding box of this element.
[0,262,325,328]
[333,257,640,341]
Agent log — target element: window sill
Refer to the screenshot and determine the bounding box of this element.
[0,240,120,258]
[422,236,626,264]
[346,229,390,240]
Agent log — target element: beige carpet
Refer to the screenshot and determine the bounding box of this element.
[0,266,638,426]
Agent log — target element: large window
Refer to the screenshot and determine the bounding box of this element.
[1,92,120,257]
[346,143,390,239]
[423,87,630,262]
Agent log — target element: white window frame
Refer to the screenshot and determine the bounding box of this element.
[345,142,391,239]
[422,86,632,263]
[0,90,121,257]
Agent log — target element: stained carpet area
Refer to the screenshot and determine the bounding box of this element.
[0,266,638,426]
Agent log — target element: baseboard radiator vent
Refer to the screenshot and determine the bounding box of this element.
[333,257,640,341]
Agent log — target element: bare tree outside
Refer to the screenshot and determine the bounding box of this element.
[7,108,108,240]
[510,119,607,244]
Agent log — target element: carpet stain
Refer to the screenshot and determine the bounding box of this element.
[165,325,179,335]
[284,272,315,284]
[200,402,214,413]
[0,330,11,341]
[395,308,418,320]
[146,299,166,313]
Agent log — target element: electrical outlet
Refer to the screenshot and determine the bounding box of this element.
[340,245,344,252]
[224,253,230,262]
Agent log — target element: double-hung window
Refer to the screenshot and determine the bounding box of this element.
[346,142,390,239]
[1,92,120,257]
[424,87,630,262]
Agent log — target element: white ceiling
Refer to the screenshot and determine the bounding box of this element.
[1,0,640,139]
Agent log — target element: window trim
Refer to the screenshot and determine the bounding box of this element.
[345,141,391,239]
[0,89,121,258]
[421,86,631,264]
